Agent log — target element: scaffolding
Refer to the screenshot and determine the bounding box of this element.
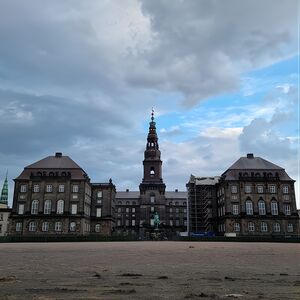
[187,175,220,234]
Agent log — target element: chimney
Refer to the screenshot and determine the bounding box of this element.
[55,152,62,158]
[247,153,254,159]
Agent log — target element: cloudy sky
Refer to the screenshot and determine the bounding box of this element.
[0,0,298,207]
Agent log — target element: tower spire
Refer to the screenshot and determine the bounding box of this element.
[151,108,154,122]
[0,171,8,206]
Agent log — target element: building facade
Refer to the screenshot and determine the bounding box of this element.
[115,111,188,238]
[216,153,298,237]
[7,113,299,238]
[9,152,116,236]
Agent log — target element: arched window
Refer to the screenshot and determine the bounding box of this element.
[55,222,62,232]
[169,202,173,206]
[234,223,240,232]
[150,194,155,203]
[31,200,39,215]
[150,167,155,176]
[258,200,266,215]
[245,200,253,215]
[29,221,37,232]
[44,200,52,214]
[126,201,130,205]
[287,223,293,233]
[271,201,278,215]
[261,222,268,232]
[132,201,136,205]
[95,224,101,233]
[70,222,76,232]
[42,222,49,232]
[56,200,64,214]
[175,202,179,206]
[273,222,280,232]
[248,222,255,232]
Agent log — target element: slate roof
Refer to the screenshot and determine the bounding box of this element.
[222,154,294,181]
[116,191,187,200]
[16,154,88,180]
[116,191,140,199]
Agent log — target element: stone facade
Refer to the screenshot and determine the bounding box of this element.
[216,154,298,237]
[0,203,11,236]
[9,153,116,236]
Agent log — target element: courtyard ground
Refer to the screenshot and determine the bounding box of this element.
[0,241,299,299]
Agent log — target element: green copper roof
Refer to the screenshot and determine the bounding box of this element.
[0,172,8,205]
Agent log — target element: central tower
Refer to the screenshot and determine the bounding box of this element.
[139,109,166,194]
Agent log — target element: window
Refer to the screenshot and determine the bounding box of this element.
[31,200,39,215]
[55,222,62,232]
[97,191,103,198]
[20,184,27,193]
[29,221,37,232]
[169,220,173,226]
[258,200,266,215]
[96,208,102,217]
[269,185,276,193]
[44,200,51,214]
[231,185,237,193]
[72,185,79,193]
[282,186,289,194]
[232,204,239,215]
[184,219,187,226]
[18,204,24,215]
[42,222,49,232]
[284,204,291,215]
[150,219,154,226]
[169,208,173,213]
[183,208,187,213]
[117,207,121,213]
[175,220,180,226]
[175,208,179,214]
[257,185,264,193]
[126,207,129,213]
[33,185,39,193]
[231,195,238,200]
[132,207,136,213]
[117,220,121,226]
[125,219,129,226]
[283,195,290,201]
[46,185,53,193]
[0,213,2,221]
[56,200,64,214]
[287,223,293,233]
[132,220,136,226]
[150,195,155,203]
[273,223,280,232]
[261,222,268,232]
[150,167,155,176]
[246,200,253,215]
[58,185,65,193]
[95,224,101,232]
[71,204,77,215]
[234,223,240,232]
[151,206,154,212]
[16,222,22,232]
[70,222,76,232]
[245,185,251,193]
[271,201,278,215]
[248,222,255,232]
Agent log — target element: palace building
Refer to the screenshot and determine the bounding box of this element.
[8,112,187,237]
[7,112,299,238]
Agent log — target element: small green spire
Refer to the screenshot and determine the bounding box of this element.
[0,171,8,205]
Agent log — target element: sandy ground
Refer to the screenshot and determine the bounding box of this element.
[0,242,299,300]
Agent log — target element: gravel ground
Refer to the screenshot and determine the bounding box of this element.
[0,241,299,299]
